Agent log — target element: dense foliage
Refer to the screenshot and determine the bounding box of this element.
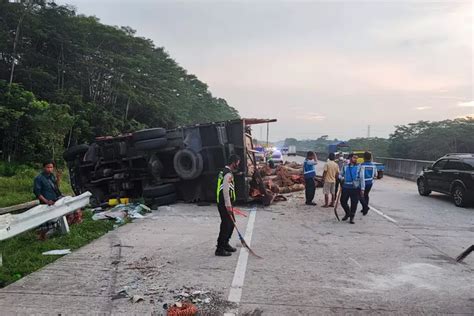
[388,118,474,161]
[0,1,238,162]
[282,118,474,161]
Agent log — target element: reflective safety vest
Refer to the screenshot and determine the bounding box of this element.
[216,167,236,203]
[361,162,377,184]
[303,159,316,179]
[341,164,362,189]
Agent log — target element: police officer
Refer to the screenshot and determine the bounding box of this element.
[339,153,364,224]
[215,154,241,257]
[359,151,378,215]
[304,151,318,205]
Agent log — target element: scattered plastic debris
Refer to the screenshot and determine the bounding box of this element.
[112,288,130,300]
[42,249,71,255]
[92,203,151,222]
[131,295,144,303]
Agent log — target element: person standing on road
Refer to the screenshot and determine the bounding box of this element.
[339,153,364,224]
[359,151,377,215]
[215,154,241,257]
[304,151,318,206]
[322,152,339,207]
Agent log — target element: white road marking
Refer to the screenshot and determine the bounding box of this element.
[369,205,398,223]
[227,208,257,305]
[349,257,362,268]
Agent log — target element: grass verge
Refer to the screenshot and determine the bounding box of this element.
[0,211,115,288]
[0,161,73,208]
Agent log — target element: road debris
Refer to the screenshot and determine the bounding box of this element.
[131,295,144,303]
[92,203,151,223]
[169,287,237,315]
[42,249,71,255]
[167,301,198,316]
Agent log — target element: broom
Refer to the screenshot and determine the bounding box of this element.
[456,245,473,263]
[333,185,341,221]
[229,208,263,259]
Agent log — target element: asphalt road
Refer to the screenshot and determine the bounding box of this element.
[0,157,472,315]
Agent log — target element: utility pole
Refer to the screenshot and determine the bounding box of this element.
[367,125,371,138]
[266,122,269,147]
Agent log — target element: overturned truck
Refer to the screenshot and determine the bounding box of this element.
[64,119,277,207]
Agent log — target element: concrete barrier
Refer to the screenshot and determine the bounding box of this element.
[376,157,434,181]
[296,151,328,160]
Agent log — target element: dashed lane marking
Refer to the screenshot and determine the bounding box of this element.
[369,205,398,223]
[225,207,257,315]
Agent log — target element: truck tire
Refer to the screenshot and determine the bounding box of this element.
[63,144,89,161]
[377,171,384,179]
[166,130,183,139]
[142,184,176,198]
[134,138,167,151]
[132,128,166,142]
[173,149,203,180]
[152,192,177,206]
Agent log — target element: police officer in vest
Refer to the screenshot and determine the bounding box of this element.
[303,151,318,205]
[339,153,364,224]
[215,154,241,257]
[359,151,377,215]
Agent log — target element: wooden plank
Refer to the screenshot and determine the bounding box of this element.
[0,200,39,215]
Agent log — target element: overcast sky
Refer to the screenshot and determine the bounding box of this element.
[59,0,473,141]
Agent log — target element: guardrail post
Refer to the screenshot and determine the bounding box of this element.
[58,216,70,235]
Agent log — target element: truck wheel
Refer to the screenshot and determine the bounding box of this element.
[152,192,177,207]
[134,138,167,151]
[63,144,89,161]
[417,179,431,196]
[166,130,183,139]
[132,128,166,142]
[142,184,176,198]
[166,138,183,148]
[452,185,467,207]
[173,149,203,180]
[377,171,384,179]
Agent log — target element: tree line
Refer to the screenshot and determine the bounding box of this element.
[0,1,239,163]
[283,118,474,161]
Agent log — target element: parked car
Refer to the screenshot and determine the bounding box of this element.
[417,153,474,207]
[64,119,276,207]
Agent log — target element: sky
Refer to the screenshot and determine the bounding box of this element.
[58,0,473,141]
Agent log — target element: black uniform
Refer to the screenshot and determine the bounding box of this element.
[216,167,236,250]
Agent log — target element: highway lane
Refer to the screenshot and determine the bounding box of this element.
[0,156,472,315]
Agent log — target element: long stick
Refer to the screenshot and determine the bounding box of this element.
[456,245,473,263]
[230,208,263,259]
[333,185,341,221]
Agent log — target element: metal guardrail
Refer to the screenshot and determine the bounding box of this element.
[0,200,39,215]
[0,192,91,241]
[376,157,434,181]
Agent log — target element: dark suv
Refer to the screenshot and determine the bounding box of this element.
[417,153,474,207]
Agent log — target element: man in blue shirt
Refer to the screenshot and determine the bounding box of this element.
[359,151,378,215]
[33,160,62,205]
[339,153,364,224]
[304,151,318,205]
